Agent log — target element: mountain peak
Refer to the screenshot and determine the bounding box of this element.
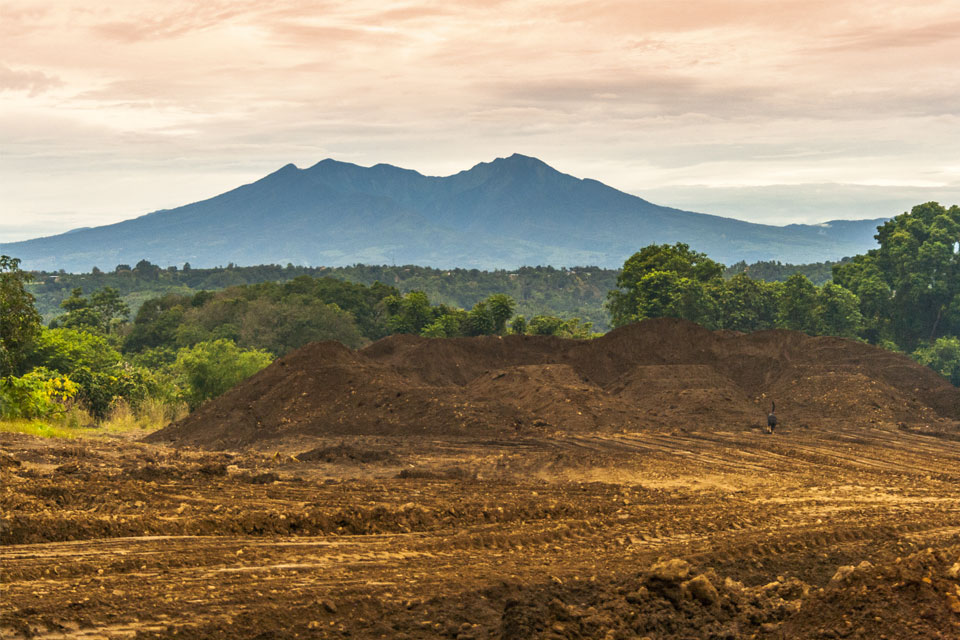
[491,153,551,169]
[1,154,887,272]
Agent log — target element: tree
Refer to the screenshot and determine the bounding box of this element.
[90,287,130,333]
[24,327,156,418]
[608,243,723,327]
[912,337,960,386]
[814,283,863,338]
[715,274,780,332]
[55,287,129,334]
[509,315,528,335]
[0,255,42,376]
[528,314,565,336]
[385,291,433,335]
[834,202,960,349]
[485,294,516,334]
[175,339,273,409]
[464,301,496,336]
[777,274,818,333]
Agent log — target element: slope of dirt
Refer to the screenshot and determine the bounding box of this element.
[147,319,960,450]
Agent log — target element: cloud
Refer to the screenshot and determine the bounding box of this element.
[4,0,960,239]
[0,65,62,96]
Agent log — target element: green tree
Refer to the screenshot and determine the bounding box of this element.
[90,287,130,333]
[834,202,960,349]
[24,327,158,418]
[528,314,565,336]
[464,301,496,336]
[0,255,42,376]
[509,315,528,335]
[385,291,433,335]
[777,274,818,333]
[608,243,723,327]
[715,274,781,332]
[54,287,129,334]
[913,336,960,386]
[420,313,463,338]
[814,283,863,338]
[485,294,516,334]
[174,339,274,409]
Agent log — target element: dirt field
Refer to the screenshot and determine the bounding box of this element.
[3,322,960,638]
[3,422,960,639]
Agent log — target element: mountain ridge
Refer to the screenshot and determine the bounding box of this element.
[2,154,888,272]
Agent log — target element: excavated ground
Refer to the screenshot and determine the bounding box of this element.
[3,422,960,639]
[3,321,960,639]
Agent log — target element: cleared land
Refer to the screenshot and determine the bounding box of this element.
[3,320,960,639]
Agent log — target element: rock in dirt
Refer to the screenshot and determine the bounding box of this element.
[683,574,719,606]
[830,565,856,583]
[647,558,692,583]
[945,561,960,579]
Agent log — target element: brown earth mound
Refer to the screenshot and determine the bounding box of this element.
[147,318,960,449]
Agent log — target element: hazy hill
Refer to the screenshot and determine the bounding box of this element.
[2,154,887,272]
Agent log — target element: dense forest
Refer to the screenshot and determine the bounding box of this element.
[3,202,958,434]
[27,259,844,333]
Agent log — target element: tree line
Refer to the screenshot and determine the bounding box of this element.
[608,202,960,384]
[27,258,842,332]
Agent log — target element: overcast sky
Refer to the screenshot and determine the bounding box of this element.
[2,0,959,241]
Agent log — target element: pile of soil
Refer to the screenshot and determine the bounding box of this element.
[148,319,960,449]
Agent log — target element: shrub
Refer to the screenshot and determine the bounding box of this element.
[0,368,78,419]
[175,339,273,409]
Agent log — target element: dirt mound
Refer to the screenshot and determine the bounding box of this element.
[147,319,960,449]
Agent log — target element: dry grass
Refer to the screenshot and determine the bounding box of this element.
[0,400,188,440]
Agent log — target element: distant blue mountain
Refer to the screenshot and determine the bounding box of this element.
[1,154,887,272]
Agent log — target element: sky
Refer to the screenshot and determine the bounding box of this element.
[2,0,959,241]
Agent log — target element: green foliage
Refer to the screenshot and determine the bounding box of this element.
[608,243,724,328]
[386,291,433,335]
[29,262,616,332]
[27,328,123,373]
[834,202,960,350]
[52,287,129,334]
[716,275,781,333]
[509,315,527,335]
[485,294,516,334]
[525,315,594,339]
[777,274,819,333]
[175,339,274,409]
[725,259,847,285]
[23,328,161,419]
[608,242,868,339]
[1,255,43,376]
[913,337,960,386]
[0,368,78,419]
[814,283,863,338]
[125,279,370,356]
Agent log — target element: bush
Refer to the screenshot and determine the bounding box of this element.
[0,368,78,419]
[175,339,273,409]
[913,336,960,386]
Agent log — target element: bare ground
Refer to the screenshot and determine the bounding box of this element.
[3,421,960,639]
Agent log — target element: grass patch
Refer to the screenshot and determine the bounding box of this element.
[0,418,79,439]
[0,400,188,441]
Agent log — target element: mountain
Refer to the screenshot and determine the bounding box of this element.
[1,154,887,272]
